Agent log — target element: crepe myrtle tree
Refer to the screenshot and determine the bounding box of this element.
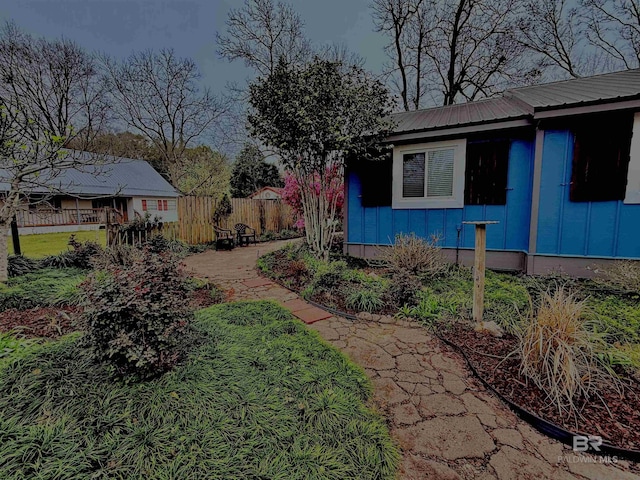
[248,57,394,259]
[0,22,110,281]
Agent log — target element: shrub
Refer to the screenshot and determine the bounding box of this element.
[82,250,192,379]
[518,288,615,415]
[279,229,300,239]
[7,255,40,277]
[595,260,640,294]
[91,244,143,270]
[213,193,232,225]
[260,230,277,242]
[330,233,344,253]
[39,235,103,270]
[144,235,191,257]
[376,233,447,277]
[144,234,173,253]
[66,234,103,269]
[310,260,348,293]
[286,259,309,278]
[385,269,422,308]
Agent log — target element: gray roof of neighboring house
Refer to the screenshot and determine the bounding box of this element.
[0,153,179,198]
[390,68,640,136]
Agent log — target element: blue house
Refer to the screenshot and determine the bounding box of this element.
[345,69,640,276]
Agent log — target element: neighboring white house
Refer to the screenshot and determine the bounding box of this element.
[249,187,283,200]
[1,155,179,234]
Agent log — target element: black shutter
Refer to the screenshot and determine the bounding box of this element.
[357,156,393,207]
[464,140,510,205]
[570,113,633,202]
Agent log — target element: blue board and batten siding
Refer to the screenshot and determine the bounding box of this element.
[347,139,535,252]
[536,130,640,259]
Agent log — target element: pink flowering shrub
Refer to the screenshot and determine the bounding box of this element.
[282,166,344,229]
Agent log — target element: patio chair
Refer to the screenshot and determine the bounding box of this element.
[234,223,257,246]
[213,226,235,250]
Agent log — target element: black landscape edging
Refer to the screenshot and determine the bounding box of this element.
[435,332,640,463]
[304,298,359,321]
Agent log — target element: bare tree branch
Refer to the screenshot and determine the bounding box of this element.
[582,0,640,70]
[0,21,110,279]
[216,0,312,76]
[102,49,226,187]
[373,0,539,108]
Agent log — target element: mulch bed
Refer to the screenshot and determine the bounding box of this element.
[190,287,225,309]
[0,285,225,340]
[445,322,640,451]
[0,306,81,339]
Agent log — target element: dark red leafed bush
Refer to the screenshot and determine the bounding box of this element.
[81,249,192,380]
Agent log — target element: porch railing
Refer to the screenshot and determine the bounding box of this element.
[15,208,112,228]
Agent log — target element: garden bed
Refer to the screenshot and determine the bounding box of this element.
[444,322,640,451]
[258,244,397,316]
[259,240,640,457]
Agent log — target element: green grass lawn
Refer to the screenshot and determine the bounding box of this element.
[8,230,106,258]
[0,300,399,479]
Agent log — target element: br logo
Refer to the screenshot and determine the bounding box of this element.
[573,435,603,452]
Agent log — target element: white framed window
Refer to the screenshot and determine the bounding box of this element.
[392,139,467,209]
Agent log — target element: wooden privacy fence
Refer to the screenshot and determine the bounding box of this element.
[108,197,295,246]
[178,196,295,244]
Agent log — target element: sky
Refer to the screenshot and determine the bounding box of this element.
[0,0,387,95]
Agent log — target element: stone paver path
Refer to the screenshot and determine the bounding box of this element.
[183,243,639,480]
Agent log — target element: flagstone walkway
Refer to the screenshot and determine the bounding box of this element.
[183,241,638,480]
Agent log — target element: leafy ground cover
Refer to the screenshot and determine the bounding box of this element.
[0,332,43,368]
[8,230,106,257]
[0,268,86,310]
[0,301,399,479]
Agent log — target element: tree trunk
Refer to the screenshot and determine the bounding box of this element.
[0,224,9,282]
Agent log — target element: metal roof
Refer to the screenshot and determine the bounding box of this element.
[0,153,179,198]
[389,68,640,136]
[390,96,532,134]
[506,68,640,110]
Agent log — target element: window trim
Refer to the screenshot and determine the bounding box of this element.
[624,112,640,204]
[392,139,467,209]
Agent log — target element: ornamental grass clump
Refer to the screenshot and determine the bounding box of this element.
[518,287,616,416]
[346,288,385,313]
[82,249,192,380]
